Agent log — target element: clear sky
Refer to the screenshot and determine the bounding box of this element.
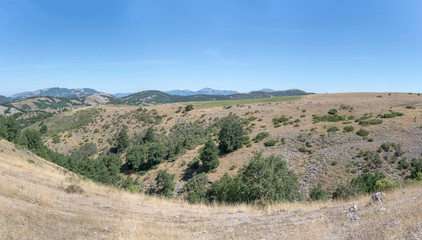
[0,0,421,96]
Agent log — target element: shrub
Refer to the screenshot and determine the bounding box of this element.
[248,116,257,121]
[374,179,396,192]
[343,126,355,132]
[327,126,339,132]
[398,158,410,170]
[207,153,302,204]
[328,109,338,115]
[272,116,289,124]
[253,132,269,143]
[331,161,338,166]
[115,128,129,153]
[188,157,200,169]
[359,119,383,126]
[65,185,84,194]
[155,170,175,198]
[380,143,390,152]
[409,160,422,179]
[126,145,148,171]
[298,147,308,153]
[356,129,369,137]
[200,139,219,172]
[309,184,327,201]
[185,104,194,112]
[218,115,244,153]
[263,139,276,147]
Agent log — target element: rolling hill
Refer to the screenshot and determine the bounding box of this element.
[1,137,421,239]
[31,92,422,198]
[11,87,99,99]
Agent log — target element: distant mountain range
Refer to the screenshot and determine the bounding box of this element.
[0,95,12,104]
[165,88,238,96]
[1,87,311,108]
[11,87,98,99]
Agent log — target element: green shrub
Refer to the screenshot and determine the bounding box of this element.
[409,160,422,179]
[207,153,302,204]
[263,139,276,147]
[126,145,148,171]
[309,184,327,201]
[328,109,338,115]
[200,139,220,172]
[115,128,129,153]
[343,126,355,132]
[218,115,244,153]
[331,161,338,166]
[272,116,289,124]
[248,116,257,121]
[253,132,269,143]
[185,104,194,112]
[380,111,403,118]
[359,119,383,126]
[327,126,339,132]
[356,129,369,137]
[374,179,396,192]
[298,147,308,153]
[155,170,175,198]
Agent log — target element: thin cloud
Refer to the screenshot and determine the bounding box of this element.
[204,50,236,65]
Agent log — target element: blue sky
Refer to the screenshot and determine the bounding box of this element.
[0,0,421,96]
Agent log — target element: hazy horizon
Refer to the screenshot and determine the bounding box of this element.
[1,1,421,96]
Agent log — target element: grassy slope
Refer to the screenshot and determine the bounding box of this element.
[1,139,421,239]
[31,93,422,193]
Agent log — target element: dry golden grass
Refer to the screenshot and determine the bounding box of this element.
[1,139,422,239]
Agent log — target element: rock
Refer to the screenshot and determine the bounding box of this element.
[349,204,358,212]
[371,192,386,203]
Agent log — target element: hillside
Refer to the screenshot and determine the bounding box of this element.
[0,95,12,104]
[122,89,310,105]
[12,87,99,99]
[33,92,422,196]
[1,139,421,239]
[166,87,238,96]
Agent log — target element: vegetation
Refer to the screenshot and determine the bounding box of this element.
[207,153,302,204]
[263,139,277,146]
[154,170,175,198]
[343,126,355,132]
[309,184,327,201]
[356,129,370,137]
[252,131,269,142]
[200,139,220,172]
[333,172,385,200]
[218,115,244,153]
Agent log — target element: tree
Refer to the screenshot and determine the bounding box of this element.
[218,115,244,153]
[147,142,167,167]
[115,128,129,153]
[200,139,219,172]
[143,127,156,143]
[155,170,175,198]
[185,104,194,112]
[126,145,147,170]
[39,124,48,134]
[207,153,302,204]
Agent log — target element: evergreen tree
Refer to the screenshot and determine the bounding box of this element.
[126,145,148,170]
[218,115,244,153]
[200,139,219,172]
[115,128,129,153]
[155,170,175,198]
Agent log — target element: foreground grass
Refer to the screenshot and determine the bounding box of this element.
[1,139,421,239]
[184,95,304,108]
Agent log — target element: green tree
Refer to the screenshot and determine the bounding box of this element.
[184,104,194,112]
[207,153,302,204]
[155,170,175,198]
[218,115,244,153]
[200,139,219,172]
[143,127,156,143]
[39,124,48,134]
[126,145,147,170]
[115,128,129,153]
[147,142,167,167]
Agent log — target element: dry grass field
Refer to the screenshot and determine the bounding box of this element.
[1,139,422,239]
